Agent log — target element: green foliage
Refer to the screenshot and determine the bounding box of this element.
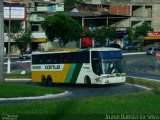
[42,13,83,47]
[126,27,136,44]
[4,21,22,33]
[5,20,32,54]
[64,0,86,11]
[86,26,116,46]
[13,31,32,54]
[5,72,31,79]
[64,0,77,11]
[1,92,160,120]
[107,26,116,41]
[135,22,153,38]
[76,0,86,4]
[126,22,153,50]
[135,22,153,49]
[152,87,160,95]
[0,83,63,98]
[126,77,160,89]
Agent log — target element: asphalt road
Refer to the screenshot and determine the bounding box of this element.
[52,83,148,99]
[124,53,160,80]
[0,83,148,105]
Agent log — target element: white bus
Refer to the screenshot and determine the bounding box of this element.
[31,47,126,86]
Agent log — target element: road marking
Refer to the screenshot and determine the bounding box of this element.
[4,60,30,64]
[123,52,146,55]
[128,76,160,82]
[125,83,152,90]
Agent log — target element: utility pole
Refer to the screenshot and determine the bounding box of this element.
[7,0,11,73]
[0,1,5,82]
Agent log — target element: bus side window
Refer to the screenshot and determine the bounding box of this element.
[52,54,58,64]
[45,54,52,64]
[33,55,43,64]
[39,55,44,64]
[72,53,76,63]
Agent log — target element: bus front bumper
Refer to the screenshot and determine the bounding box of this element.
[95,73,126,84]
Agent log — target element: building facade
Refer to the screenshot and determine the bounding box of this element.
[3,1,26,55]
[77,0,160,46]
[4,0,160,54]
[28,0,64,50]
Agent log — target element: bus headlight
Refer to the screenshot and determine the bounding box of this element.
[95,77,100,82]
[121,73,126,77]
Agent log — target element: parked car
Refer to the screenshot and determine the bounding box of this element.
[19,50,32,60]
[123,43,140,50]
[146,47,160,55]
[109,43,121,49]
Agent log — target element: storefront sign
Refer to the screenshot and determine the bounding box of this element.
[148,32,160,36]
[4,7,25,19]
[156,52,160,58]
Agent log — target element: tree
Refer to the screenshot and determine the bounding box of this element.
[64,0,86,11]
[126,27,136,44]
[5,20,32,55]
[13,31,32,55]
[86,26,116,46]
[64,0,76,11]
[42,13,83,47]
[106,26,116,42]
[135,22,153,38]
[4,21,22,33]
[134,22,153,50]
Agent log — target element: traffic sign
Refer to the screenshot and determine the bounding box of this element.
[156,52,160,58]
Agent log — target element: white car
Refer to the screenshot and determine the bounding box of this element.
[19,51,32,60]
[146,47,160,55]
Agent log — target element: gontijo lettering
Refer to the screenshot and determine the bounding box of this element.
[32,66,41,69]
[31,64,64,71]
[45,65,60,69]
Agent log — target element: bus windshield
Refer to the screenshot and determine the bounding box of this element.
[91,51,124,75]
[101,59,125,74]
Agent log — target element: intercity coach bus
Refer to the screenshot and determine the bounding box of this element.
[31,47,126,86]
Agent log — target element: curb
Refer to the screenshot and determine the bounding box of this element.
[5,78,31,81]
[123,52,146,56]
[128,76,160,82]
[0,91,72,102]
[125,83,152,91]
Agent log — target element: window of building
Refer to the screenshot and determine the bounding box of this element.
[31,24,39,31]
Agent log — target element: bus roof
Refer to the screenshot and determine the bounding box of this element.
[32,47,121,55]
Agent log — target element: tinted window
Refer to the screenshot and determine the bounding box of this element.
[32,51,90,64]
[148,48,152,50]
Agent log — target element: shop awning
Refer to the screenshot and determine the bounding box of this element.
[144,36,160,40]
[32,38,47,42]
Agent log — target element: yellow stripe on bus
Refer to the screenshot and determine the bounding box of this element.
[32,64,71,83]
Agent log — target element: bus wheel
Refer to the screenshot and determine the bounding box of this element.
[41,75,47,86]
[47,75,53,87]
[84,76,91,85]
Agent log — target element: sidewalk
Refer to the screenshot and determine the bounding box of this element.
[5,78,31,83]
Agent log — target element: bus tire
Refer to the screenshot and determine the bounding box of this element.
[47,75,53,86]
[41,75,47,86]
[84,76,91,85]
